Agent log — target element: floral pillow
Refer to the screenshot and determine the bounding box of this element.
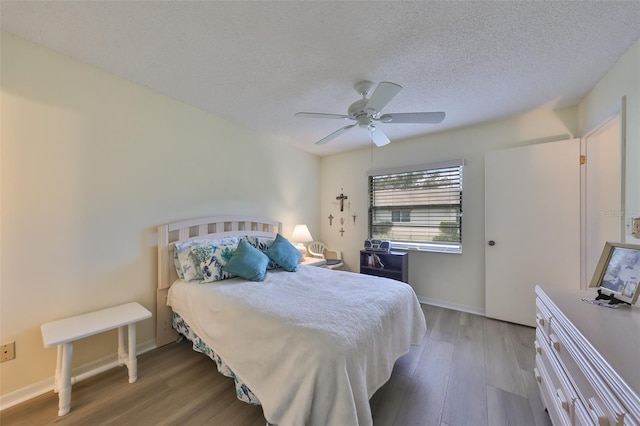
[173,243,188,280]
[199,243,238,283]
[175,238,239,282]
[243,235,274,251]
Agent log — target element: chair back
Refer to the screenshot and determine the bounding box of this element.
[307,241,327,259]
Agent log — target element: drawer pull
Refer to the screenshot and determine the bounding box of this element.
[534,367,541,383]
[534,340,542,354]
[549,334,560,350]
[536,313,545,326]
[556,388,568,411]
[588,398,610,426]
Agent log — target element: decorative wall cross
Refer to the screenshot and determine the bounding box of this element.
[336,191,349,212]
[328,214,334,226]
[339,227,345,237]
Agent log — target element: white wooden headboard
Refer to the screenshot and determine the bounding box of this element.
[157,215,282,346]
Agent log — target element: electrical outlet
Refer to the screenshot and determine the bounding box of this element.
[1,342,16,362]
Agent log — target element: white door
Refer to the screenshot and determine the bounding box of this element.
[485,139,581,326]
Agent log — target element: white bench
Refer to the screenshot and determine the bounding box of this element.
[41,302,152,416]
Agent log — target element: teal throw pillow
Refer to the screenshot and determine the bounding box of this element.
[265,233,302,272]
[222,239,270,282]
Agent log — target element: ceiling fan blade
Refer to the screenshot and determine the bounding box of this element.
[378,112,446,124]
[369,126,391,147]
[295,112,353,120]
[315,124,356,145]
[365,82,402,113]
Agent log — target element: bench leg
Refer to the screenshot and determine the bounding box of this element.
[53,345,62,393]
[127,323,137,383]
[58,342,73,416]
[118,326,126,363]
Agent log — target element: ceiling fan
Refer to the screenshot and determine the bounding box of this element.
[295,80,445,147]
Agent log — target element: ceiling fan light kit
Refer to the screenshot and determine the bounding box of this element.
[295,80,445,147]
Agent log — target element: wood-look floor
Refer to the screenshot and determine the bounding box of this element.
[1,305,551,426]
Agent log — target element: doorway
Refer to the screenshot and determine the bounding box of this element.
[581,110,624,288]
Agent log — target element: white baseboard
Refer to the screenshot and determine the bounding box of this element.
[419,296,485,317]
[0,339,156,412]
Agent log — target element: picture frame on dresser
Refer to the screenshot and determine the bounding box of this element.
[589,241,640,305]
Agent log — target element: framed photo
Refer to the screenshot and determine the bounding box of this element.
[589,242,640,305]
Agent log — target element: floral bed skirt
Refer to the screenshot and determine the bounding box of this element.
[172,311,261,405]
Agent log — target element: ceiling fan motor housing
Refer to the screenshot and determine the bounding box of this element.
[349,99,374,128]
[356,114,372,128]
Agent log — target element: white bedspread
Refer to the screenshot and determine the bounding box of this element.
[168,265,427,426]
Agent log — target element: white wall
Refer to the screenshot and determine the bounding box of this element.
[0,33,320,396]
[320,108,578,312]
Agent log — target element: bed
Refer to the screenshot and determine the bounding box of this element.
[157,215,427,426]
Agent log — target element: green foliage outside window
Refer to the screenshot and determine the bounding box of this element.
[433,221,460,242]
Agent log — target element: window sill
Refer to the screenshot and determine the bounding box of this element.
[391,242,462,254]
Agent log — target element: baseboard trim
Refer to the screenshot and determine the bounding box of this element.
[418,296,485,317]
[0,339,157,412]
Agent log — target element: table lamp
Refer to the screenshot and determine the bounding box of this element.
[291,224,313,259]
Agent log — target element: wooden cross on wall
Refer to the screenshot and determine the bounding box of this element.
[336,192,348,212]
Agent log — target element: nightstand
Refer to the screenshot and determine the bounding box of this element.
[301,257,327,267]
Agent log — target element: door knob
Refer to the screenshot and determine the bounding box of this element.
[488,240,495,246]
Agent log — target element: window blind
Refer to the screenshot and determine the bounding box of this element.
[368,160,463,253]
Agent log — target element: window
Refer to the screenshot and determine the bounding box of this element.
[368,160,463,254]
[391,210,411,223]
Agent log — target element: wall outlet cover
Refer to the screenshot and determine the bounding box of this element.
[1,342,16,362]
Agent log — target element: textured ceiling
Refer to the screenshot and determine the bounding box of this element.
[2,1,640,156]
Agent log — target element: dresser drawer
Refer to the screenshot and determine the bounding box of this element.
[536,353,574,426]
[575,399,597,426]
[535,326,548,358]
[536,297,554,338]
[549,320,626,426]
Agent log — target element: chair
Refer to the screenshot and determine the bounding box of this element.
[307,241,344,270]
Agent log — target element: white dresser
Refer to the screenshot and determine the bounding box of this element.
[535,285,640,425]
